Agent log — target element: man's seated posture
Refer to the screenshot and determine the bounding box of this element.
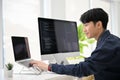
[30,8,120,80]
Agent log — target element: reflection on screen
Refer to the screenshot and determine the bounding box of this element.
[38,18,79,55]
[11,37,30,61]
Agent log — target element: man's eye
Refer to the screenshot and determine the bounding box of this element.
[84,24,88,27]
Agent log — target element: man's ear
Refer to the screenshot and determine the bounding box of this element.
[96,21,102,29]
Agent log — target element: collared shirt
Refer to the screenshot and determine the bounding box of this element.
[50,30,120,80]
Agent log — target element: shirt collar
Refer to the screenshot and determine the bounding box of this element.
[97,30,110,47]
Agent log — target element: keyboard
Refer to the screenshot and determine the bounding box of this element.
[18,59,33,68]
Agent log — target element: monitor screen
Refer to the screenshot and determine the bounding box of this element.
[11,36,31,61]
[38,17,79,55]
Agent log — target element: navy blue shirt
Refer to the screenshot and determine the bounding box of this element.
[50,30,120,80]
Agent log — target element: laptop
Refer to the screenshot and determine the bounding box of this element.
[11,36,33,68]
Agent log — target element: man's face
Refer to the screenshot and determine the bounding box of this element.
[83,21,101,39]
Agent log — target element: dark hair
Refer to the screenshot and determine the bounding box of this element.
[80,8,108,29]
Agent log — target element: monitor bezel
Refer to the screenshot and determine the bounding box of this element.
[38,17,79,55]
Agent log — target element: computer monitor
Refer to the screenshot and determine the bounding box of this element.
[38,17,80,64]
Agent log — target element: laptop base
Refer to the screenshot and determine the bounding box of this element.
[16,66,42,75]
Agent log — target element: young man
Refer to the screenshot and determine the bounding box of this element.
[30,8,120,80]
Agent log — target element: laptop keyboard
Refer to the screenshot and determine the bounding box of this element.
[19,59,33,68]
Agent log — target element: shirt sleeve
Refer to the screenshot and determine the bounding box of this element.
[50,44,117,78]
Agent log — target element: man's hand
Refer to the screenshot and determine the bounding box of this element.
[30,60,49,71]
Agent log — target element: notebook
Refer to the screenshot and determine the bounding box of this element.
[11,36,33,68]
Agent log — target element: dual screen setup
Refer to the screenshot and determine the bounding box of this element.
[11,17,80,71]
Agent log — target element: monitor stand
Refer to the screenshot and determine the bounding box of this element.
[53,52,80,65]
[41,54,57,64]
[41,52,80,65]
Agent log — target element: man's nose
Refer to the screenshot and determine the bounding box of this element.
[83,27,86,33]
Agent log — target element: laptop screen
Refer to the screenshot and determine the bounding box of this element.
[11,36,31,61]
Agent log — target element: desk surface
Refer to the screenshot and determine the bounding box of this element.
[4,71,77,80]
[0,69,4,80]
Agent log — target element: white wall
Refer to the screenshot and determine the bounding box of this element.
[41,0,66,20]
[0,0,3,68]
[65,0,90,24]
[111,0,120,37]
[51,0,66,19]
[3,0,41,64]
[91,0,111,31]
[42,0,90,24]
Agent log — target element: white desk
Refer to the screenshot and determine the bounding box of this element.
[12,72,76,80]
[4,70,78,80]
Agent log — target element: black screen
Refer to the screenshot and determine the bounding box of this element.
[11,36,31,61]
[38,18,79,55]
